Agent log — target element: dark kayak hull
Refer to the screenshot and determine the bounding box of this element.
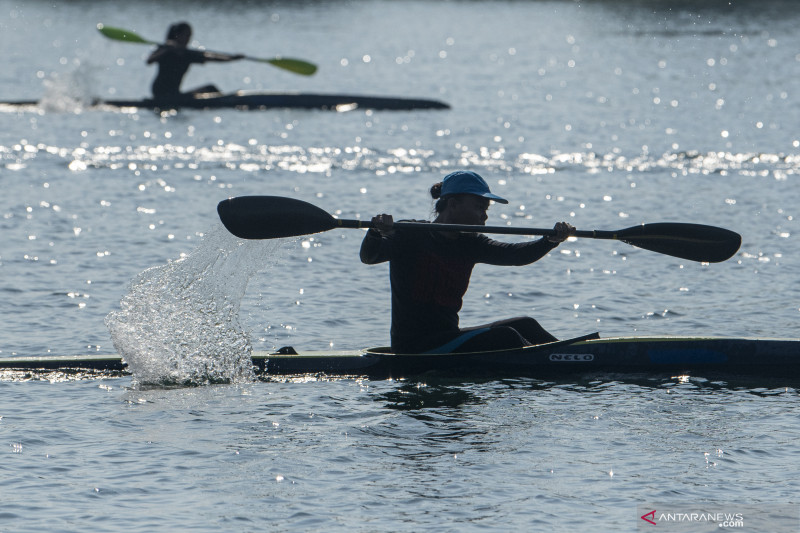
[1,91,450,111]
[3,334,800,380]
[258,335,800,379]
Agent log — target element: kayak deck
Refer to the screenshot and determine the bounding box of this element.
[2,334,800,380]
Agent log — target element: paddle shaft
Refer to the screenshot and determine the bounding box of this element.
[216,196,742,263]
[348,220,739,261]
[97,24,317,75]
[334,218,586,238]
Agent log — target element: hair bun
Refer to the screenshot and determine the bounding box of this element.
[430,182,443,199]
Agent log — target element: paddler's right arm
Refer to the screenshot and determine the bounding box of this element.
[360,214,395,264]
[147,45,169,64]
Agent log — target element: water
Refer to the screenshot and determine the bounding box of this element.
[2,0,799,530]
[3,377,799,532]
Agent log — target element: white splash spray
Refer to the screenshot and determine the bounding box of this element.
[39,68,98,112]
[105,225,282,388]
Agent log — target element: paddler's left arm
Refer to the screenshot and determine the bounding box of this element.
[476,221,574,266]
[548,221,574,243]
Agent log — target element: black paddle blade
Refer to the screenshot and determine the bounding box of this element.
[617,223,741,263]
[217,196,337,239]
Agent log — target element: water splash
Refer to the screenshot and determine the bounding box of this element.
[39,68,98,113]
[105,225,281,388]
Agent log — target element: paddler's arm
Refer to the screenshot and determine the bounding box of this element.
[147,46,244,65]
[360,214,394,264]
[202,51,245,62]
[548,221,574,244]
[147,45,169,64]
[477,221,574,266]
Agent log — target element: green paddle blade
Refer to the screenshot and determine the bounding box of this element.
[258,58,317,76]
[97,24,156,45]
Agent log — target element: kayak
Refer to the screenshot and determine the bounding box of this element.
[3,333,800,380]
[0,91,450,112]
[258,334,800,379]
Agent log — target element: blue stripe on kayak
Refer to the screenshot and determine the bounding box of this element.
[648,349,728,364]
[423,328,492,355]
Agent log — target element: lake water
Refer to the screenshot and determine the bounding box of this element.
[1,0,799,530]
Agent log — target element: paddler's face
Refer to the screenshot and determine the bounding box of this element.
[447,195,490,225]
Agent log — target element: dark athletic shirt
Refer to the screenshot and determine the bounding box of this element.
[149,46,207,97]
[360,225,559,353]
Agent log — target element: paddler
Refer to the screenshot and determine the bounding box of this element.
[147,22,244,99]
[360,170,574,354]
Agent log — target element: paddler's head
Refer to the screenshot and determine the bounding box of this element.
[166,22,192,47]
[431,170,507,225]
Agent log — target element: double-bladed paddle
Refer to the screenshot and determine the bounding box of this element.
[217,196,741,263]
[97,24,317,76]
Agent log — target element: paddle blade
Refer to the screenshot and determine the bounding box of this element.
[617,223,741,263]
[218,196,338,239]
[97,24,155,45]
[261,58,318,76]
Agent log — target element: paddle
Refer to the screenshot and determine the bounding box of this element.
[97,24,317,76]
[217,196,742,263]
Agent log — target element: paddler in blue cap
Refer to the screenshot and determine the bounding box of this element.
[360,170,574,354]
[147,22,244,99]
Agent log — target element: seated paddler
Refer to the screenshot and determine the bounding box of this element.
[360,170,575,354]
[147,22,244,99]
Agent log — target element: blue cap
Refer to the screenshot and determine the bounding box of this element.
[440,170,508,204]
